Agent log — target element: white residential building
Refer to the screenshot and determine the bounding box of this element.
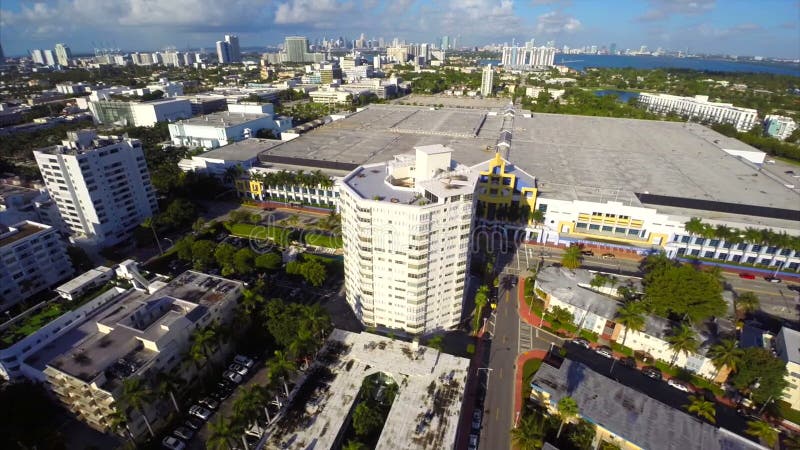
[340,145,478,334]
[31,49,45,65]
[33,130,158,247]
[501,45,556,68]
[43,49,56,66]
[638,93,758,132]
[764,115,797,141]
[310,86,365,105]
[54,43,72,66]
[481,65,494,97]
[774,326,800,408]
[0,221,73,314]
[88,98,192,127]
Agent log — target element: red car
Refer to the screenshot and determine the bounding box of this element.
[738,272,756,280]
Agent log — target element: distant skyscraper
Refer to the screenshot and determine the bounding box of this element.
[501,45,556,68]
[225,34,241,63]
[441,36,450,50]
[481,65,493,97]
[43,49,56,66]
[31,49,45,64]
[216,40,230,64]
[284,36,309,63]
[610,43,617,55]
[54,43,72,66]
[0,42,4,61]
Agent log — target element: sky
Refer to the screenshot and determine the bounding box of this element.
[0,0,798,59]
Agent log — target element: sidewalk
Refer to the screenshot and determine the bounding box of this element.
[517,276,552,329]
[513,350,547,431]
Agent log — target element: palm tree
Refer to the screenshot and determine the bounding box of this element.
[118,377,155,438]
[268,350,297,398]
[288,326,315,367]
[192,217,207,234]
[561,245,582,270]
[304,303,332,343]
[556,396,580,438]
[234,386,268,426]
[342,441,369,450]
[154,371,182,413]
[684,217,705,235]
[707,339,743,381]
[207,416,240,450]
[615,302,645,348]
[239,288,265,316]
[666,323,698,367]
[511,413,546,450]
[735,292,760,319]
[191,326,218,362]
[141,217,163,255]
[107,409,135,446]
[684,395,716,423]
[746,420,778,447]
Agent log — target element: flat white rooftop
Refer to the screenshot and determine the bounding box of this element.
[266,329,469,450]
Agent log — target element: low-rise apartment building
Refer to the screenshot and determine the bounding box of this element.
[638,93,758,132]
[43,270,242,439]
[168,104,291,149]
[774,326,800,408]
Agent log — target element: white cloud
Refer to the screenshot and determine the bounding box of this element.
[535,10,581,34]
[639,0,715,21]
[274,0,353,26]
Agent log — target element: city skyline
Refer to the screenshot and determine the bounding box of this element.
[0,0,798,59]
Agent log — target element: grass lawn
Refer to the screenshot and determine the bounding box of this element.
[521,358,544,400]
[304,233,343,248]
[227,223,290,246]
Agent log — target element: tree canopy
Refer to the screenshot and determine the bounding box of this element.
[731,347,788,404]
[642,254,725,322]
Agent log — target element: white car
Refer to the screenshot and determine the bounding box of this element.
[468,434,479,450]
[234,354,255,369]
[223,370,244,384]
[188,404,213,421]
[229,363,249,376]
[667,379,691,393]
[162,436,186,450]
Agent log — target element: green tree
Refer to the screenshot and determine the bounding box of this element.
[707,339,743,381]
[190,326,218,368]
[174,235,196,261]
[352,402,383,437]
[207,416,240,450]
[735,291,760,318]
[255,252,282,270]
[191,239,217,270]
[684,395,716,423]
[342,441,369,450]
[154,371,182,413]
[548,305,575,329]
[192,217,207,233]
[666,323,698,367]
[561,245,582,269]
[732,347,788,404]
[159,198,198,230]
[267,350,297,397]
[556,396,580,438]
[239,288,265,316]
[746,420,778,447]
[615,302,645,347]
[234,386,270,426]
[118,377,156,437]
[643,263,725,323]
[567,419,596,450]
[510,413,546,450]
[233,248,256,275]
[214,242,238,273]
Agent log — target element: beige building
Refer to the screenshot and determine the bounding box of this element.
[43,271,242,439]
[775,326,800,408]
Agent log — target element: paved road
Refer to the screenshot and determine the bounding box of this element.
[562,342,758,445]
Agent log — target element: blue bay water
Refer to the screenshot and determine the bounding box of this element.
[555,54,800,76]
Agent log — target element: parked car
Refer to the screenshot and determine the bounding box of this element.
[223,370,244,384]
[189,405,213,421]
[738,272,756,280]
[619,356,636,368]
[173,426,195,441]
[667,379,692,393]
[765,276,781,283]
[572,338,591,349]
[162,436,186,450]
[788,284,800,292]
[595,346,614,358]
[642,367,662,380]
[601,253,615,259]
[581,250,594,256]
[199,397,220,410]
[234,354,255,369]
[229,363,249,377]
[184,417,203,430]
[469,434,479,450]
[472,410,482,430]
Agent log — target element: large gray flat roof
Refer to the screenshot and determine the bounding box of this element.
[256,105,799,228]
[177,110,268,127]
[199,139,283,162]
[532,359,765,450]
